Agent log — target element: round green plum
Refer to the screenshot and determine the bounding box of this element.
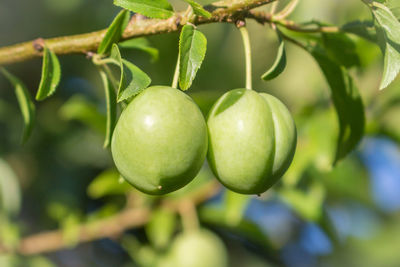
[169,229,228,267]
[111,86,208,195]
[207,88,296,194]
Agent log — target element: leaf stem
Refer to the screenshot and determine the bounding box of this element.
[239,25,252,90]
[172,53,180,89]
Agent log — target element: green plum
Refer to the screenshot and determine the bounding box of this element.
[169,229,228,267]
[207,88,296,194]
[111,86,208,195]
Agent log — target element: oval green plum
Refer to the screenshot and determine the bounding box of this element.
[169,229,228,267]
[111,86,208,195]
[207,88,296,194]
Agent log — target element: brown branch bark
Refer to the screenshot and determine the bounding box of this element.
[0,0,277,66]
[248,10,340,33]
[0,181,221,255]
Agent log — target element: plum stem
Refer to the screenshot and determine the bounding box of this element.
[172,52,180,89]
[238,25,252,90]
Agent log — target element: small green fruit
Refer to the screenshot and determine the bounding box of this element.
[207,88,296,194]
[111,86,208,195]
[169,229,228,267]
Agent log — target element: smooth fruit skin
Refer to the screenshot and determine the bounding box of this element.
[169,229,228,267]
[111,86,208,195]
[207,88,296,194]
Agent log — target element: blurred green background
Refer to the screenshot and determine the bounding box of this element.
[1,0,400,266]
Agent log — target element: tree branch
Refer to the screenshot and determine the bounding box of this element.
[0,0,277,66]
[0,0,346,66]
[0,181,221,255]
[248,10,340,33]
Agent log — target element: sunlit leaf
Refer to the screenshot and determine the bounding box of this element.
[179,24,207,90]
[0,68,35,144]
[368,1,400,89]
[98,9,130,55]
[119,59,151,100]
[182,0,212,18]
[309,47,365,164]
[109,44,151,102]
[261,32,286,80]
[98,69,117,148]
[114,0,174,19]
[36,46,61,100]
[385,0,400,19]
[119,37,159,62]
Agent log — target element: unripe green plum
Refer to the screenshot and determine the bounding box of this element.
[207,89,296,194]
[111,86,208,195]
[169,229,228,267]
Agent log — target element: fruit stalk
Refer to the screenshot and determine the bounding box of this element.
[238,24,253,90]
[172,53,180,89]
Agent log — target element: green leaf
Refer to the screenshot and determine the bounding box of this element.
[385,0,400,19]
[109,44,152,102]
[179,24,207,90]
[119,37,159,62]
[36,46,61,101]
[109,45,151,101]
[341,20,377,42]
[113,0,174,19]
[0,159,21,216]
[182,0,212,18]
[98,10,130,55]
[87,169,131,199]
[322,32,360,68]
[369,1,400,89]
[59,95,106,134]
[214,89,245,116]
[261,33,286,80]
[145,208,176,249]
[309,47,365,164]
[99,70,117,148]
[0,68,35,144]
